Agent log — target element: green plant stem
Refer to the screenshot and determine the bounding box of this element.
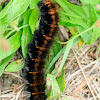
[5,24,29,38]
[56,25,95,44]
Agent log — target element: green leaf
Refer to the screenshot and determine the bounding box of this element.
[59,17,87,28]
[80,0,100,5]
[0,30,22,60]
[29,6,40,34]
[0,0,31,33]
[55,0,78,18]
[21,9,33,58]
[59,11,82,19]
[0,53,15,76]
[76,25,100,45]
[70,17,87,27]
[59,19,79,27]
[63,0,86,17]
[46,74,61,100]
[56,0,100,45]
[54,42,73,75]
[5,59,24,72]
[57,68,65,93]
[55,0,86,19]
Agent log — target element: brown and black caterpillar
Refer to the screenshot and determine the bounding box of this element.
[24,0,59,99]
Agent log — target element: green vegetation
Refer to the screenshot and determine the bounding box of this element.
[0,0,100,100]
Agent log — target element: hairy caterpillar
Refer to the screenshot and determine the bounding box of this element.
[24,0,59,99]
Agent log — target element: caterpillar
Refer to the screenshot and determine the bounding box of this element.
[24,0,59,100]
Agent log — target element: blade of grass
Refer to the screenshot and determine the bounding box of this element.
[46,37,81,75]
[45,45,66,74]
[53,41,73,75]
[54,37,81,75]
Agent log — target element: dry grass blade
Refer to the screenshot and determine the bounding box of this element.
[72,74,96,95]
[72,49,97,100]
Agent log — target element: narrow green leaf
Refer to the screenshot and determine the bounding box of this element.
[54,41,73,75]
[0,53,15,76]
[46,37,81,74]
[5,59,24,72]
[54,37,81,75]
[0,0,31,33]
[46,44,66,74]
[0,30,22,60]
[57,68,65,93]
[21,9,33,58]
